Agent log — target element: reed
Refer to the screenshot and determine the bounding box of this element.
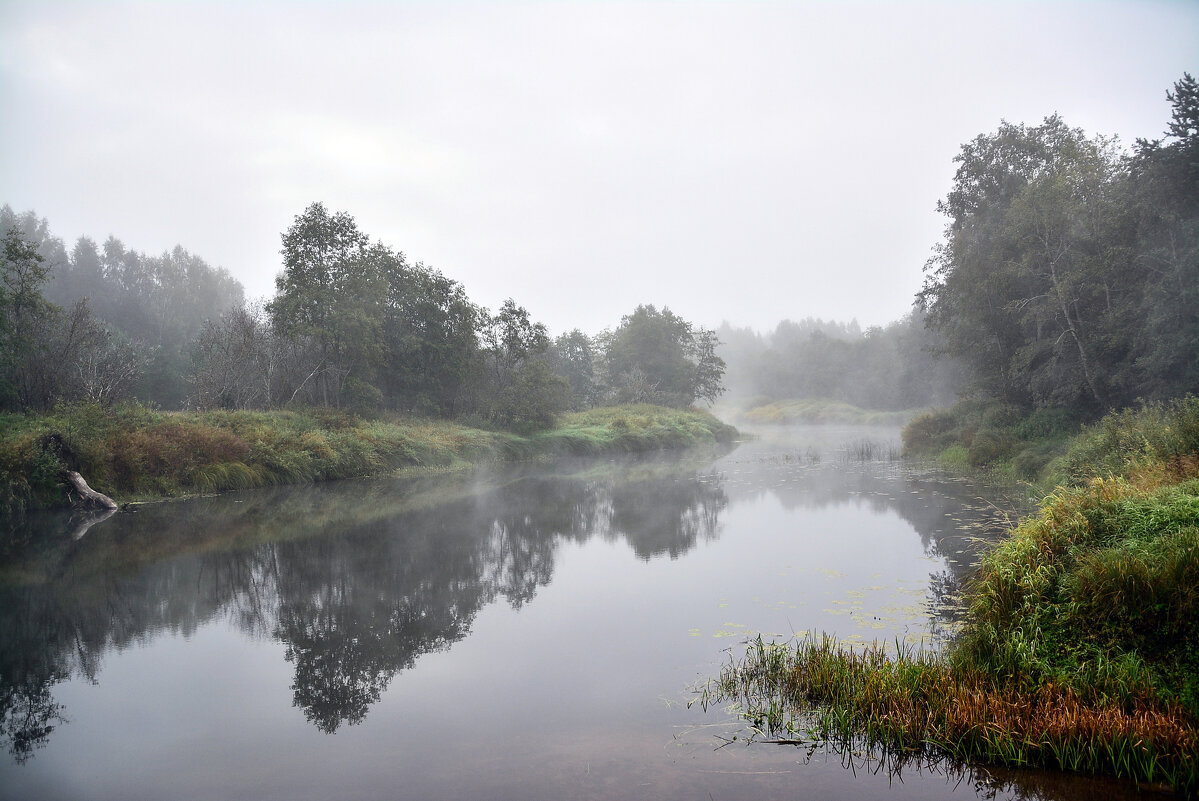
[709,635,1198,793]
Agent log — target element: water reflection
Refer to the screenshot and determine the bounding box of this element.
[0,460,730,751]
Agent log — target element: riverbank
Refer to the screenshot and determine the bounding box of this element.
[901,399,1086,482]
[732,398,921,427]
[708,397,1199,794]
[0,403,738,514]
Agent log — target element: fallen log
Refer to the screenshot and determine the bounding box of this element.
[64,471,118,510]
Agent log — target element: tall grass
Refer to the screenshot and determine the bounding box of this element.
[901,395,1199,486]
[708,635,1197,793]
[0,402,738,512]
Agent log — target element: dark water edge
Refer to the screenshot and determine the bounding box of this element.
[0,427,1163,800]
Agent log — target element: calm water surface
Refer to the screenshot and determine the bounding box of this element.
[0,426,1155,800]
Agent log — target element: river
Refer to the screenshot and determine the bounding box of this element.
[0,425,1154,800]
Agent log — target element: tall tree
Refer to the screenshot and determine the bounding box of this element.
[378,252,482,415]
[601,305,725,407]
[0,227,54,408]
[269,203,383,408]
[919,77,1199,413]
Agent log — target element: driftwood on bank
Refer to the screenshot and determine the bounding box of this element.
[64,470,118,510]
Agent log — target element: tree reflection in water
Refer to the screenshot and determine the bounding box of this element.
[0,450,1025,770]
[0,461,729,743]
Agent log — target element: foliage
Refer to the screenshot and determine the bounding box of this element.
[548,329,599,410]
[492,359,571,434]
[903,395,1199,485]
[716,311,965,413]
[919,75,1199,415]
[1,203,731,434]
[902,398,1085,480]
[268,202,381,409]
[0,206,244,409]
[0,225,55,408]
[0,223,155,412]
[598,304,725,407]
[378,253,482,416]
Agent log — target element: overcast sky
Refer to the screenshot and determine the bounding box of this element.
[1,1,1195,336]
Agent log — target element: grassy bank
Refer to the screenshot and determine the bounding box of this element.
[708,398,1199,794]
[0,402,738,514]
[901,399,1085,481]
[736,398,921,427]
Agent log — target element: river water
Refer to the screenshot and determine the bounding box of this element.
[0,426,1155,800]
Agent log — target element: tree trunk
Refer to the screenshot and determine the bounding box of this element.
[1049,260,1106,409]
[64,471,118,510]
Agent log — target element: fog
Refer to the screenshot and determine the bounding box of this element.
[1,1,1195,335]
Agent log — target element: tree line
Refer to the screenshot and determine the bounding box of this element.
[717,73,1197,418]
[715,313,965,411]
[0,203,725,431]
[918,73,1199,417]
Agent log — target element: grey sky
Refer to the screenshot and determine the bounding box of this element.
[1,1,1195,336]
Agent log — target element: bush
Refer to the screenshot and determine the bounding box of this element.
[967,427,1015,467]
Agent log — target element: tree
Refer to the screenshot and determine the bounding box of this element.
[600,305,725,407]
[919,78,1199,414]
[189,302,277,410]
[548,329,598,410]
[378,252,482,415]
[269,203,383,408]
[0,227,55,408]
[492,358,571,433]
[1125,73,1199,402]
[920,117,1136,413]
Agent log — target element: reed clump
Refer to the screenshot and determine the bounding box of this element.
[710,635,1197,792]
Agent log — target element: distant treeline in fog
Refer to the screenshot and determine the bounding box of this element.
[0,203,724,431]
[715,315,964,411]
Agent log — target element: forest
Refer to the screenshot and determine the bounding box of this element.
[919,74,1198,417]
[0,203,724,433]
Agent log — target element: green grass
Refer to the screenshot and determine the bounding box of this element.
[0,402,738,513]
[737,398,922,427]
[903,400,1086,481]
[902,395,1199,487]
[708,400,1199,795]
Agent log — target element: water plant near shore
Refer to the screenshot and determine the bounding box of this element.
[706,634,1197,793]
